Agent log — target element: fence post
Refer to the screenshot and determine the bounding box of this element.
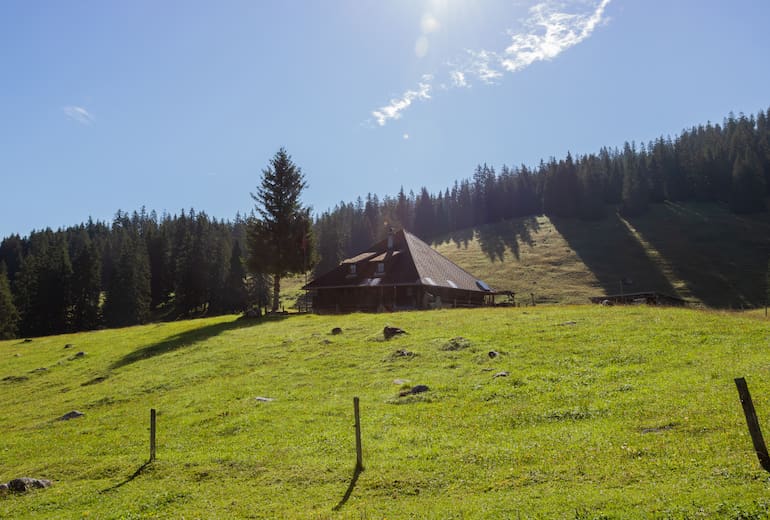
[734,377,770,472]
[354,397,363,471]
[150,408,157,462]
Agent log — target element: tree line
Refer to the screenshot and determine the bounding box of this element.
[0,209,259,339]
[314,108,770,272]
[1,109,769,338]
[0,148,312,340]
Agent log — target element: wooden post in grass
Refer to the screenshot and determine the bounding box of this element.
[353,397,363,471]
[150,408,157,462]
[734,377,770,472]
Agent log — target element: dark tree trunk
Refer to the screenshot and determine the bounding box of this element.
[272,274,281,312]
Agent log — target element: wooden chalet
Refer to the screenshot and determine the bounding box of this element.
[303,229,496,313]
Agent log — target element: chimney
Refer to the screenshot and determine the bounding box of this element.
[387,227,394,251]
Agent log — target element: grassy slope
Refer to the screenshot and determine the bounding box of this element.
[2,306,770,518]
[432,202,770,308]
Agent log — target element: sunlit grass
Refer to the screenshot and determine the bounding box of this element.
[2,306,770,518]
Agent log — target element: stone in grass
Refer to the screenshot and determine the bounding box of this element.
[255,396,274,402]
[493,371,509,378]
[64,344,73,349]
[2,375,28,383]
[383,326,407,340]
[74,351,86,358]
[58,410,85,421]
[331,327,342,335]
[7,478,52,492]
[399,384,429,397]
[488,351,499,358]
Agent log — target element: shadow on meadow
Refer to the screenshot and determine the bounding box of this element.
[624,202,770,308]
[474,217,540,261]
[432,217,540,260]
[111,315,289,369]
[333,465,363,511]
[549,211,680,299]
[100,461,152,493]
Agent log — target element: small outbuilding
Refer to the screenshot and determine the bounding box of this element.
[303,229,496,313]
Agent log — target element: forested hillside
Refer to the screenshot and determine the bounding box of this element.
[315,109,770,272]
[0,210,261,339]
[1,107,769,338]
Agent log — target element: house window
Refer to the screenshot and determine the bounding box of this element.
[376,262,385,275]
[349,264,356,275]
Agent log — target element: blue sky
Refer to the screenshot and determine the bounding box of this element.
[1,0,769,239]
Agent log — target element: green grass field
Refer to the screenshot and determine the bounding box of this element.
[2,306,770,518]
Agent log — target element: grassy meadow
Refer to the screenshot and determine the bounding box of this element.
[2,306,770,518]
[431,202,770,309]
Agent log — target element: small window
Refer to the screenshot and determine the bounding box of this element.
[377,262,385,274]
[349,264,356,275]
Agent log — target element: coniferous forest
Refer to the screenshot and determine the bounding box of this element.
[1,108,769,338]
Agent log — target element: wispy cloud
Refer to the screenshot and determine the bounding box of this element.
[370,0,611,126]
[500,0,612,73]
[372,75,433,127]
[450,70,469,88]
[62,105,94,125]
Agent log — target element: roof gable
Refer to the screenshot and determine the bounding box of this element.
[303,229,493,293]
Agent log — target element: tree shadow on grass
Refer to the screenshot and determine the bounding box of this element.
[332,465,363,511]
[110,315,288,370]
[476,217,541,261]
[623,202,770,308]
[549,211,680,299]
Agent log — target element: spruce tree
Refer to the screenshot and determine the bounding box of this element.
[14,231,73,336]
[413,187,436,240]
[0,262,19,339]
[103,232,151,327]
[70,241,102,331]
[221,240,248,314]
[729,152,766,213]
[247,148,314,312]
[621,164,650,217]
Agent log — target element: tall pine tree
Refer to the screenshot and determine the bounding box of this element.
[0,262,19,339]
[247,148,314,312]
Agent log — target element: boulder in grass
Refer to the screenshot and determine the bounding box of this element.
[331,327,342,335]
[7,478,52,492]
[383,326,407,340]
[58,410,84,421]
[399,384,429,397]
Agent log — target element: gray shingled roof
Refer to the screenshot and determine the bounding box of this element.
[303,229,494,293]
